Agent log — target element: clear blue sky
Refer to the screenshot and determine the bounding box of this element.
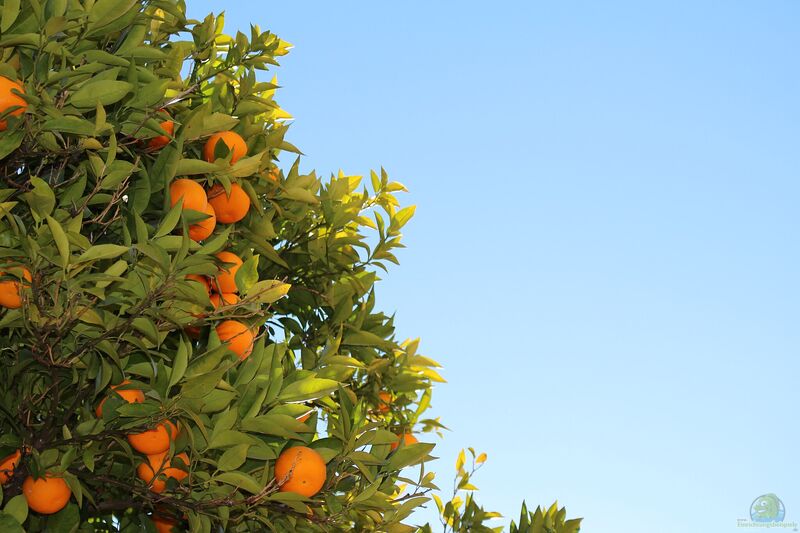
[189,2,800,531]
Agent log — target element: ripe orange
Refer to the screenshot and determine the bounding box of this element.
[128,420,179,455]
[0,76,26,131]
[95,380,145,417]
[0,449,21,485]
[274,446,326,498]
[390,432,418,451]
[207,183,251,224]
[210,292,240,309]
[148,120,175,150]
[212,251,242,293]
[169,179,207,212]
[377,391,392,414]
[216,320,254,360]
[203,131,247,164]
[23,474,71,514]
[153,515,181,533]
[0,266,30,309]
[188,202,216,242]
[185,274,211,296]
[137,451,189,494]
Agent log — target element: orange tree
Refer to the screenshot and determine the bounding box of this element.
[0,1,581,532]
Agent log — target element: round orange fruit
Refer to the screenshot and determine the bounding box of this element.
[207,183,251,224]
[137,451,189,494]
[274,446,326,498]
[0,266,30,309]
[210,292,240,309]
[169,179,207,212]
[377,391,392,414]
[216,320,254,360]
[0,76,26,131]
[148,120,175,150]
[23,474,71,514]
[203,131,247,164]
[188,202,216,241]
[213,251,242,293]
[390,432,418,451]
[153,515,181,533]
[0,449,21,485]
[95,380,145,417]
[127,420,179,455]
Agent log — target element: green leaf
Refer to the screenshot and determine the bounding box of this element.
[42,116,96,136]
[175,159,220,175]
[245,279,290,304]
[214,472,262,494]
[45,502,80,533]
[154,200,183,238]
[69,80,133,108]
[386,443,435,471]
[75,244,129,264]
[21,177,56,221]
[277,378,339,403]
[0,512,24,533]
[281,187,318,204]
[217,443,249,471]
[1,0,20,33]
[234,255,259,293]
[169,338,189,388]
[46,216,70,268]
[3,495,27,525]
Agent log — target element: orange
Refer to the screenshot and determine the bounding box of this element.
[153,515,181,533]
[0,76,26,131]
[213,251,242,293]
[216,320,254,360]
[128,420,179,455]
[377,391,392,414]
[148,120,175,150]
[0,449,21,485]
[137,451,189,494]
[169,179,207,212]
[0,266,30,309]
[390,432,418,451]
[267,167,280,182]
[210,292,240,309]
[185,274,211,296]
[297,409,314,423]
[95,380,145,417]
[274,446,326,498]
[207,183,251,224]
[188,202,216,242]
[203,131,247,164]
[23,474,71,514]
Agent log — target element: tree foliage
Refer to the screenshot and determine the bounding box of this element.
[0,1,581,531]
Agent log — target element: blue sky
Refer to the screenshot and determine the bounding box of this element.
[188,2,800,531]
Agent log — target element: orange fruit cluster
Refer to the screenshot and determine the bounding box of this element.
[0,76,27,131]
[183,251,255,360]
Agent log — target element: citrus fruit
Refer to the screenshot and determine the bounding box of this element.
[95,380,145,417]
[0,266,30,309]
[210,292,240,309]
[137,451,189,494]
[23,474,71,514]
[207,183,251,224]
[0,449,21,485]
[0,76,26,131]
[148,120,175,150]
[203,131,247,164]
[274,446,326,498]
[297,409,314,423]
[390,432,418,451]
[212,251,242,293]
[127,420,179,455]
[188,203,216,242]
[216,320,254,360]
[169,179,207,212]
[377,391,392,414]
[153,515,181,533]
